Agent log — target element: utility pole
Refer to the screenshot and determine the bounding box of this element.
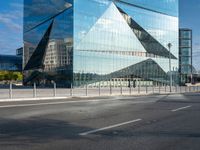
[168,43,173,92]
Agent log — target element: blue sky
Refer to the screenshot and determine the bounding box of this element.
[0,0,23,55]
[0,0,200,69]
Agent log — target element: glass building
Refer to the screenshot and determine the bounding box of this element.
[179,28,193,84]
[23,0,179,87]
[0,55,22,71]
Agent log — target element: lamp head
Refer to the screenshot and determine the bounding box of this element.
[167,43,172,49]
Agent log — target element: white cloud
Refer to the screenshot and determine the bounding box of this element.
[0,13,22,31]
[0,1,23,32]
[0,1,23,54]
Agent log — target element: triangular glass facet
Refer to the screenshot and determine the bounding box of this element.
[75,2,146,53]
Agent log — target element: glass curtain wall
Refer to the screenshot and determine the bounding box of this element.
[24,0,179,87]
[23,0,73,87]
[179,29,192,84]
[73,0,179,87]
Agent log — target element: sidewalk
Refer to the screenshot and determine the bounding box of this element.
[0,86,199,102]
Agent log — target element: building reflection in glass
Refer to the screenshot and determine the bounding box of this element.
[24,0,179,87]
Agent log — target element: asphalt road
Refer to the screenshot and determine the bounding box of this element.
[0,93,200,150]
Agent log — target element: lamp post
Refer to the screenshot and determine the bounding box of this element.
[168,43,172,92]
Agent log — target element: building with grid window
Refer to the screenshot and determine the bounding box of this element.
[23,0,179,87]
[179,28,193,85]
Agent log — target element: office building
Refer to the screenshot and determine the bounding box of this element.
[16,47,23,57]
[0,55,22,71]
[179,28,193,84]
[23,0,179,87]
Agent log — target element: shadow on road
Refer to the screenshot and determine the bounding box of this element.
[0,117,93,144]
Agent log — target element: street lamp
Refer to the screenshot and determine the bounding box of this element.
[167,43,172,92]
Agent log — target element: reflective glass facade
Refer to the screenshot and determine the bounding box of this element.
[0,55,22,71]
[24,0,73,86]
[179,29,192,84]
[24,0,179,87]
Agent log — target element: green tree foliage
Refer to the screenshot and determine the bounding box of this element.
[0,71,23,81]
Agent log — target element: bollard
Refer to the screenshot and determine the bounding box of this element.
[185,86,187,93]
[180,86,182,93]
[53,82,56,97]
[159,84,161,94]
[165,84,167,93]
[9,82,13,99]
[146,84,148,94]
[138,80,141,94]
[110,80,112,95]
[86,84,88,96]
[120,81,122,95]
[70,83,73,97]
[129,86,132,95]
[152,85,154,94]
[99,82,101,96]
[33,82,36,98]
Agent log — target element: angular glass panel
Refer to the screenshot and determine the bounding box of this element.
[24,0,72,32]
[116,6,177,59]
[116,0,178,17]
[116,2,179,59]
[24,21,54,71]
[23,0,73,87]
[75,3,146,52]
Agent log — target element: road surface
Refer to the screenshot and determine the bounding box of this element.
[0,93,200,150]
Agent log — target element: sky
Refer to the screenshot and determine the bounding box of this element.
[0,0,23,55]
[179,0,200,70]
[0,0,200,69]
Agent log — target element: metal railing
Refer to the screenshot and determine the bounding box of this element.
[0,82,199,100]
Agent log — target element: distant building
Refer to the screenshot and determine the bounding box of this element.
[44,38,73,71]
[16,47,23,57]
[179,28,193,85]
[0,55,22,71]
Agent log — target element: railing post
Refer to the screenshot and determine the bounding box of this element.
[86,84,88,96]
[159,84,161,94]
[120,80,122,95]
[138,80,141,94]
[152,84,154,94]
[53,82,56,97]
[146,84,148,94]
[33,82,37,98]
[99,82,101,96]
[110,80,112,95]
[70,83,73,97]
[9,82,13,99]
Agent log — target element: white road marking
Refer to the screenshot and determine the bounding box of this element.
[171,105,192,112]
[79,119,142,136]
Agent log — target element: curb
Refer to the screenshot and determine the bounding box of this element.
[0,92,199,103]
